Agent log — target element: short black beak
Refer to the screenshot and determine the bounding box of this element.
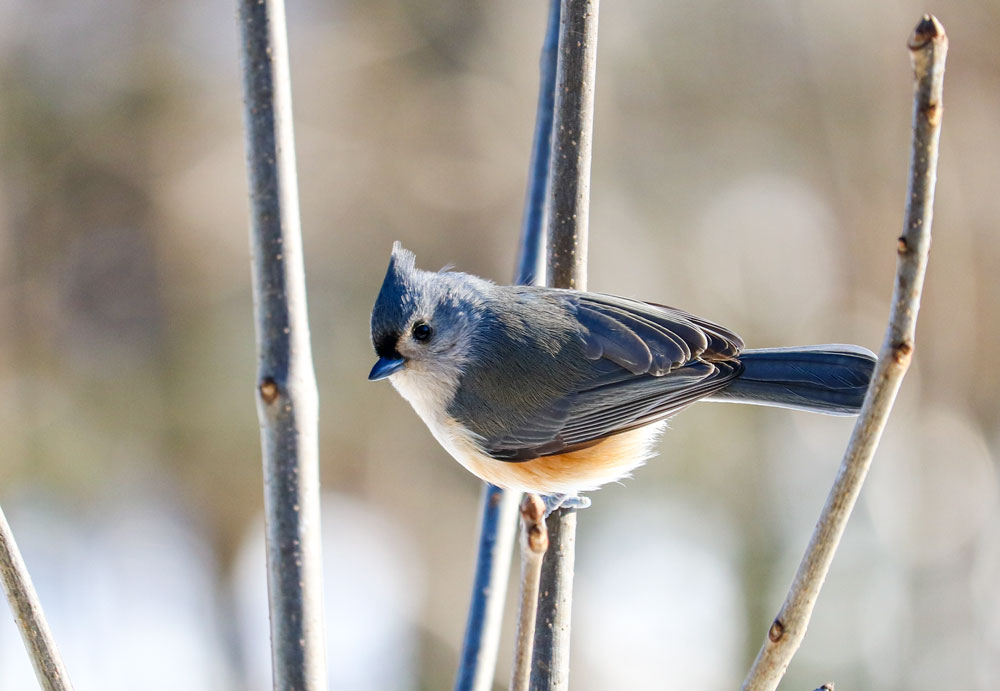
[368,356,406,381]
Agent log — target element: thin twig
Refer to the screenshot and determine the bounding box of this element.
[511,496,549,691]
[236,1,327,688]
[0,505,73,691]
[530,0,600,688]
[514,0,562,288]
[455,2,560,688]
[741,15,947,691]
[455,485,520,691]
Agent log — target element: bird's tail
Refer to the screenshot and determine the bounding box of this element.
[707,344,877,416]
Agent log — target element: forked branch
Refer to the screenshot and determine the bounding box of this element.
[741,15,947,691]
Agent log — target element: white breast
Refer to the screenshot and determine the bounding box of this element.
[388,365,487,474]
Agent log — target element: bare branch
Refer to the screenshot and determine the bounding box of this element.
[530,3,600,686]
[455,486,520,691]
[511,495,549,691]
[0,506,73,691]
[513,0,561,288]
[236,1,327,687]
[741,15,947,691]
[455,2,560,688]
[529,507,579,689]
[544,0,599,292]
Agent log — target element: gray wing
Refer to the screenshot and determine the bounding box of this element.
[479,293,744,461]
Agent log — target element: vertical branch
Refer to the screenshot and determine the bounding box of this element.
[455,1,560,689]
[455,485,520,691]
[741,15,947,691]
[0,506,73,691]
[514,0,562,288]
[510,496,549,691]
[528,507,578,688]
[531,0,600,688]
[236,1,327,689]
[543,0,599,292]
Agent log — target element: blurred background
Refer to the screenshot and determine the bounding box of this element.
[0,0,997,688]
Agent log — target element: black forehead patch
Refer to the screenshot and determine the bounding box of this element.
[374,332,400,359]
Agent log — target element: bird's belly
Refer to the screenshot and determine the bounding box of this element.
[390,368,663,494]
[458,423,664,495]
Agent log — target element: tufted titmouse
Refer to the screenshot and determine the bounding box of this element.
[368,243,875,503]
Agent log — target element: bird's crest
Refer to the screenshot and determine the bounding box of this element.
[371,242,420,347]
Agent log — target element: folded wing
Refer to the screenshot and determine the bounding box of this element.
[479,293,744,461]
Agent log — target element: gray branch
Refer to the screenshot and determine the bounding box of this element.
[236,1,327,688]
[456,485,520,691]
[741,15,947,691]
[530,0,600,688]
[529,507,579,689]
[514,0,561,289]
[544,0,599,292]
[455,2,560,689]
[0,505,73,691]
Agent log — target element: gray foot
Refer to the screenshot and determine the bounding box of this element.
[542,493,591,516]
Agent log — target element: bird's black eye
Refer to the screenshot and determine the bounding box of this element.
[412,322,432,342]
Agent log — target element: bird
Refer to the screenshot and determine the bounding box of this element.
[368,243,876,509]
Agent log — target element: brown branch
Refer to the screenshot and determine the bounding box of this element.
[0,505,73,690]
[741,15,947,690]
[510,495,549,691]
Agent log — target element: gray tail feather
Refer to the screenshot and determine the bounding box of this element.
[707,344,877,416]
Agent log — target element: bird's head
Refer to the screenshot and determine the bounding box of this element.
[369,243,483,382]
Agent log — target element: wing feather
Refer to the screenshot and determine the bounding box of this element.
[474,292,744,461]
